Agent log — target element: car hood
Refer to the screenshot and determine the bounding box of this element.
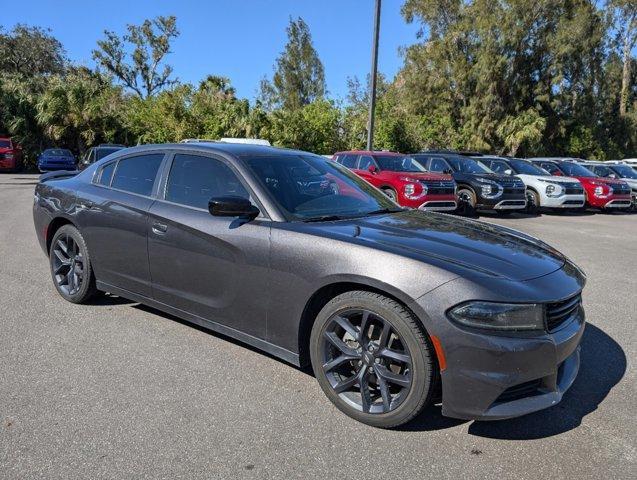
[385,171,454,182]
[517,174,580,184]
[453,172,515,183]
[302,211,565,282]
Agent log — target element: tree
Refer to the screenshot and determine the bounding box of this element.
[608,0,637,116]
[36,68,126,152]
[260,17,325,110]
[93,16,179,99]
[0,24,66,76]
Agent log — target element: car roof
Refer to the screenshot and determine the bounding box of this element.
[107,142,314,158]
[333,150,404,156]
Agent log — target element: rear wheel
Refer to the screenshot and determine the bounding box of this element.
[310,291,437,428]
[49,225,98,304]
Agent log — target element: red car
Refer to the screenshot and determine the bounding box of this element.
[530,158,632,210]
[332,150,457,211]
[0,137,23,172]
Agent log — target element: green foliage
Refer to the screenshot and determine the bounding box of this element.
[0,24,66,76]
[93,16,179,98]
[259,17,326,111]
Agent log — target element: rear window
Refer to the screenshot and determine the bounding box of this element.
[340,155,358,168]
[45,149,72,156]
[97,162,117,186]
[96,147,122,161]
[111,154,164,196]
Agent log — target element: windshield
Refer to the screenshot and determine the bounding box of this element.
[448,156,492,174]
[558,162,597,177]
[375,155,426,172]
[0,140,11,148]
[509,159,547,175]
[45,149,72,156]
[96,147,122,161]
[610,165,637,179]
[243,154,400,221]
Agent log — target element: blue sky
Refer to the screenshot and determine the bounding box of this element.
[6,1,421,102]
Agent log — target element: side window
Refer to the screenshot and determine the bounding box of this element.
[97,162,116,186]
[89,149,96,163]
[165,154,249,209]
[340,155,358,168]
[111,153,164,196]
[541,162,559,174]
[428,157,449,172]
[333,155,342,164]
[358,155,375,170]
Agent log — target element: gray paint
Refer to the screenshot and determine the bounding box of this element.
[33,142,586,420]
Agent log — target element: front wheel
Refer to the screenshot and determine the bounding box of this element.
[49,224,98,304]
[457,188,477,216]
[310,291,437,428]
[382,187,398,203]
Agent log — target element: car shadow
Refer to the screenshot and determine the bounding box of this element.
[87,293,136,306]
[399,324,625,438]
[121,301,624,439]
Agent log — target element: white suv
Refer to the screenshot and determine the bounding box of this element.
[477,156,585,211]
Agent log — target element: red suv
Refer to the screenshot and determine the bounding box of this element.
[0,137,23,172]
[530,158,632,210]
[332,151,457,211]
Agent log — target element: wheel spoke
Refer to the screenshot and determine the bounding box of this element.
[56,238,69,256]
[374,364,411,388]
[377,374,392,412]
[358,311,370,342]
[54,262,69,275]
[334,315,359,339]
[54,246,69,263]
[323,354,358,373]
[323,331,359,357]
[379,347,411,365]
[333,373,359,394]
[378,322,391,348]
[359,369,372,413]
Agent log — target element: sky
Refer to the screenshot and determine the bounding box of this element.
[5,0,421,102]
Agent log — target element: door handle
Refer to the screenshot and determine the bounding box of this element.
[152,222,168,235]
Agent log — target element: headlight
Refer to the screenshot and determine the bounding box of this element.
[475,178,502,199]
[401,178,428,200]
[546,184,555,195]
[594,186,603,197]
[448,301,545,332]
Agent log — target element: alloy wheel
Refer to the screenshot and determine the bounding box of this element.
[320,309,413,414]
[52,234,85,296]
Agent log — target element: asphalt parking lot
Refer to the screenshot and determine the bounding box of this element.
[1,173,635,479]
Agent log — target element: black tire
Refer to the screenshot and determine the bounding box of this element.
[381,187,398,203]
[310,290,437,428]
[526,189,540,214]
[457,187,477,216]
[49,224,98,304]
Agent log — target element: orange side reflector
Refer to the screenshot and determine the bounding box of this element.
[430,335,447,372]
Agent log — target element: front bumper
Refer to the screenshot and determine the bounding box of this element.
[0,156,16,171]
[412,265,586,421]
[477,192,527,210]
[541,193,586,208]
[602,197,632,209]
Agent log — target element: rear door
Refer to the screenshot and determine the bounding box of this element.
[78,152,166,297]
[147,152,271,339]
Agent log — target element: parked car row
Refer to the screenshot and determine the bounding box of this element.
[332,150,637,214]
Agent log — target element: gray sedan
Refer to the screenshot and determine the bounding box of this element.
[33,143,586,428]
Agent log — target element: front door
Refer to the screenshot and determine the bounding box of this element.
[147,152,271,339]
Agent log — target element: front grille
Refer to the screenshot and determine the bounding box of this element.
[563,183,584,195]
[612,184,631,195]
[421,180,455,195]
[495,379,543,403]
[546,293,581,332]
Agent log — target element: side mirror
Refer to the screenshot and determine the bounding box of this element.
[368,165,378,174]
[209,196,259,219]
[608,173,617,179]
[504,169,513,176]
[443,168,453,175]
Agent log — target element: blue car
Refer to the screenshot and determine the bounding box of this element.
[38,148,76,173]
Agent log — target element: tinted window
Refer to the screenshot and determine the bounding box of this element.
[374,155,426,172]
[98,162,116,186]
[610,165,637,179]
[558,162,597,177]
[340,155,359,168]
[486,159,510,173]
[508,159,547,175]
[165,154,249,209]
[358,155,375,170]
[244,154,398,221]
[540,162,560,174]
[111,154,164,196]
[445,156,491,174]
[0,140,11,148]
[428,157,450,172]
[44,149,72,156]
[96,147,122,161]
